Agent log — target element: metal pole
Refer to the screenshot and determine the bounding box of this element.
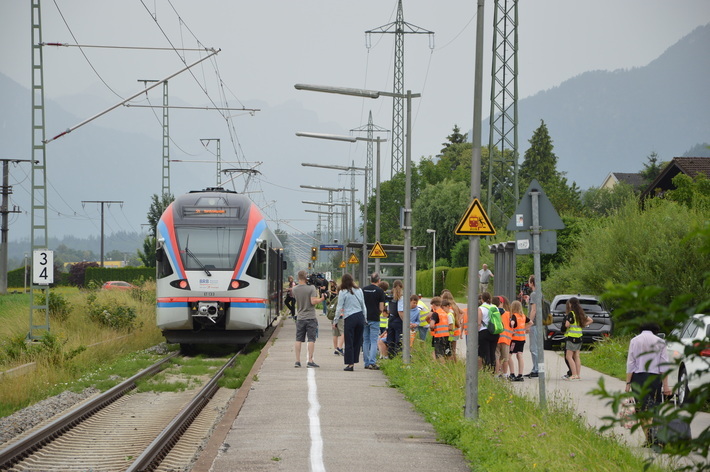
[531,189,547,407]
[362,158,369,284]
[402,90,413,364]
[432,232,436,295]
[375,137,382,274]
[466,0,485,421]
[100,203,105,268]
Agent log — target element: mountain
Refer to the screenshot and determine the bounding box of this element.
[481,23,710,189]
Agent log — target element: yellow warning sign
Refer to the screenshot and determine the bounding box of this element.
[455,198,496,236]
[348,253,359,264]
[339,261,346,268]
[369,241,387,258]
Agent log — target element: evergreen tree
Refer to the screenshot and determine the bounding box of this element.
[520,120,581,214]
[440,124,468,154]
[639,151,665,186]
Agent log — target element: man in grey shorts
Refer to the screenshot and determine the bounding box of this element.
[292,269,324,368]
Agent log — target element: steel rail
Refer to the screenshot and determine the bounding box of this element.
[0,351,179,469]
[126,347,247,472]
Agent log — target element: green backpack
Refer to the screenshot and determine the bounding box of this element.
[485,304,504,334]
[326,295,339,320]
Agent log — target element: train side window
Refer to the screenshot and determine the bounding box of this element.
[246,244,267,279]
[156,246,174,279]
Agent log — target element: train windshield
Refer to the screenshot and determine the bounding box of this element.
[175,226,245,271]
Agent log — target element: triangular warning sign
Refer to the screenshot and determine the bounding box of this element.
[348,253,360,264]
[339,261,346,268]
[455,198,496,236]
[369,241,387,258]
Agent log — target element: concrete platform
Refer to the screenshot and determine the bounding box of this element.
[193,308,710,471]
[196,314,471,472]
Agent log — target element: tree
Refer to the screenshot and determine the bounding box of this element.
[439,124,468,154]
[412,179,470,268]
[67,261,99,287]
[364,168,422,245]
[639,151,665,186]
[520,120,581,215]
[138,193,173,268]
[138,236,156,268]
[146,193,174,238]
[581,182,637,217]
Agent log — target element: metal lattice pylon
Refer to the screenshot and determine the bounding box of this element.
[487,0,520,227]
[366,0,433,178]
[29,0,50,340]
[161,81,171,196]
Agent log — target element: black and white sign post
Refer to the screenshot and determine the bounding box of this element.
[32,249,54,285]
[508,179,564,408]
[29,249,54,340]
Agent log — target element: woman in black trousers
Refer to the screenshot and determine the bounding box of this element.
[333,274,367,371]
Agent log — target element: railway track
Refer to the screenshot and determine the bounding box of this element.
[0,342,257,471]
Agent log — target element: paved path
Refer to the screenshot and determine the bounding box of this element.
[198,315,470,472]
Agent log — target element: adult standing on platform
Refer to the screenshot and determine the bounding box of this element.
[386,280,404,357]
[335,273,367,371]
[292,270,324,368]
[284,275,296,319]
[478,264,494,293]
[525,275,541,378]
[362,272,387,370]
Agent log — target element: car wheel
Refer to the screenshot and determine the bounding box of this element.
[677,367,691,405]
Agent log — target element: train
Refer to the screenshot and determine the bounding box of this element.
[155,187,285,347]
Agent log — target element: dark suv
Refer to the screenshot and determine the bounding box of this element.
[543,294,613,350]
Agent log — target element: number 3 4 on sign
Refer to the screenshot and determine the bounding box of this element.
[33,249,54,285]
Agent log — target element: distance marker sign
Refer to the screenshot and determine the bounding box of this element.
[454,198,496,236]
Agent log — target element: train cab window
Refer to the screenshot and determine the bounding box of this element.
[175,227,245,270]
[246,243,267,280]
[156,245,174,279]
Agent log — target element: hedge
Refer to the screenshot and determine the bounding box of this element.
[84,267,155,286]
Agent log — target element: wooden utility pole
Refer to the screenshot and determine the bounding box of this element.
[0,159,34,294]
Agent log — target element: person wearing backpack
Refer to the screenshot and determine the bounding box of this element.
[477,291,500,369]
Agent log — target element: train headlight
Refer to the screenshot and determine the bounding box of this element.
[227,279,249,290]
[169,279,191,290]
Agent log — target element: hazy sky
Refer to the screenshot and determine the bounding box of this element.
[1,0,709,240]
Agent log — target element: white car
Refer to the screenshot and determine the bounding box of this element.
[666,314,710,404]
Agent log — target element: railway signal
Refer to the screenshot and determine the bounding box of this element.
[311,247,317,260]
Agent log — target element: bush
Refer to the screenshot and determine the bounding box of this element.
[544,199,709,334]
[86,292,138,331]
[36,291,71,322]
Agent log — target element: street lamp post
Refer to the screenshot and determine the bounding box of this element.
[295,84,420,363]
[426,229,436,295]
[298,132,387,284]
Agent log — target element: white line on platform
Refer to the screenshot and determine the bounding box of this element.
[308,368,325,472]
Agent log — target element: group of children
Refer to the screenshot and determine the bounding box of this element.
[390,291,533,381]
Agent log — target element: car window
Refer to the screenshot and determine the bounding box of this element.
[680,320,699,340]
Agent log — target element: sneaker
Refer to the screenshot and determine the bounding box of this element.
[344,365,354,371]
[334,350,341,356]
[561,374,570,380]
[336,348,344,356]
[513,374,524,382]
[294,362,301,368]
[366,364,380,370]
[525,372,539,378]
[307,362,320,368]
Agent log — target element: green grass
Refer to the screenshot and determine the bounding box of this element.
[583,335,631,381]
[0,283,165,417]
[381,342,668,472]
[218,343,264,389]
